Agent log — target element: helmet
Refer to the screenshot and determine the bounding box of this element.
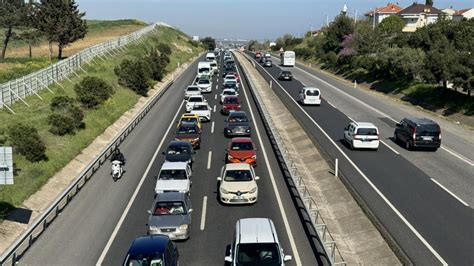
[115,149,121,155]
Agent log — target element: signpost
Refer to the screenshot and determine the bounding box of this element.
[0,147,14,185]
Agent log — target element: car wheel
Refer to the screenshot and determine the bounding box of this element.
[393,132,398,143]
[350,140,354,150]
[405,140,411,150]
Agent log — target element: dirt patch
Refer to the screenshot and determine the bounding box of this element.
[173,43,192,53]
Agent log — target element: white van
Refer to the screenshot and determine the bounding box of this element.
[197,61,211,78]
[280,51,295,67]
[209,60,218,74]
[206,52,216,62]
[298,87,321,105]
[344,122,380,150]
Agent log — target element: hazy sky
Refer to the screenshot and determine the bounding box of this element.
[77,0,472,40]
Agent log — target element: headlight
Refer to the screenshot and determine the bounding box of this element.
[226,128,232,133]
[192,137,200,143]
[249,187,257,193]
[179,224,188,230]
[251,155,257,159]
[220,187,229,194]
[149,225,159,231]
[246,129,251,133]
[227,155,233,160]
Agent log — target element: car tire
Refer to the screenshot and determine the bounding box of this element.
[393,132,398,143]
[350,141,354,150]
[405,140,412,150]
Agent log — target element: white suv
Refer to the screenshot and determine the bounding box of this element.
[225,218,292,265]
[190,102,212,122]
[217,163,258,204]
[186,95,207,112]
[184,85,201,100]
[343,122,380,150]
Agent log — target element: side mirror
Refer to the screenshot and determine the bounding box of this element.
[217,177,222,181]
[162,151,166,155]
[147,210,152,215]
[255,176,260,180]
[188,209,193,213]
[225,256,232,263]
[396,123,401,127]
[283,255,292,262]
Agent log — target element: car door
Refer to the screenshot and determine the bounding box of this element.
[299,89,304,101]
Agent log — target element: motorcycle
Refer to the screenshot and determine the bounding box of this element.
[111,160,123,181]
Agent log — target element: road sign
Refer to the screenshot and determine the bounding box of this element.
[279,47,284,52]
[0,147,13,185]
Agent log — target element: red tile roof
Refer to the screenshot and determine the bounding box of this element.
[454,8,471,15]
[365,3,402,16]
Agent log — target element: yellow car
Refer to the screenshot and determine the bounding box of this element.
[178,113,201,129]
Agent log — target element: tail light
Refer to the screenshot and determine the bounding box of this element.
[412,127,416,140]
[439,132,442,140]
[353,135,362,140]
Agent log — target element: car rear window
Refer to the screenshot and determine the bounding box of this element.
[356,128,378,135]
[305,90,319,96]
[417,124,440,134]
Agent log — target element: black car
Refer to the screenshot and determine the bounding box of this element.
[394,117,441,151]
[278,70,293,81]
[225,111,251,137]
[222,65,236,77]
[163,140,195,167]
[123,235,179,266]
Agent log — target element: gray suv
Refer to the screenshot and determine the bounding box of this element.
[147,192,193,240]
[394,117,441,151]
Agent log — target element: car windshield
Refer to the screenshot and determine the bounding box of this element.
[159,169,187,180]
[177,125,198,134]
[167,145,190,155]
[228,114,248,122]
[187,87,199,92]
[231,142,253,150]
[198,68,209,73]
[224,170,253,182]
[193,105,209,111]
[306,90,319,96]
[356,128,378,135]
[226,76,236,80]
[126,253,164,266]
[224,97,239,104]
[153,201,186,215]
[198,79,210,85]
[188,97,203,102]
[236,243,280,265]
[211,63,217,67]
[225,80,237,85]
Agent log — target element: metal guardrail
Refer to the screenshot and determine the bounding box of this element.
[238,52,346,265]
[0,22,169,112]
[0,56,199,264]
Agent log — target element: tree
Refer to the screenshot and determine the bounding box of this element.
[74,77,114,108]
[378,15,405,35]
[33,0,87,60]
[0,0,27,59]
[247,40,258,51]
[8,123,46,162]
[426,0,433,6]
[201,37,216,51]
[17,29,41,58]
[324,14,355,53]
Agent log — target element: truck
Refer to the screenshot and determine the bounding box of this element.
[280,51,295,67]
[197,61,211,78]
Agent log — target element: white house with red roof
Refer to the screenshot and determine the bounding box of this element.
[453,8,474,21]
[364,3,403,26]
[398,3,442,32]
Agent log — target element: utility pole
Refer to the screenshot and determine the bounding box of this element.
[355,9,358,24]
[326,13,329,27]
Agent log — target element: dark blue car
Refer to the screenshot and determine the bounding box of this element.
[123,235,179,266]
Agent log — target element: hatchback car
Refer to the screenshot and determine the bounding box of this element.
[394,117,441,151]
[278,70,293,81]
[217,163,259,204]
[263,59,272,67]
[197,78,212,93]
[186,95,207,112]
[163,140,194,167]
[190,102,212,122]
[298,87,321,105]
[226,71,240,82]
[225,111,251,137]
[220,89,239,103]
[178,113,201,129]
[123,235,178,266]
[147,192,192,240]
[223,80,238,91]
[226,137,257,167]
[225,218,292,265]
[174,122,201,149]
[184,85,201,100]
[343,122,380,150]
[222,96,241,115]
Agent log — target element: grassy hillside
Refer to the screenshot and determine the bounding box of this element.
[0,19,147,83]
[0,25,203,220]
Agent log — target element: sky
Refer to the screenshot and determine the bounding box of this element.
[77,0,472,41]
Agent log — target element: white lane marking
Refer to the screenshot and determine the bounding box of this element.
[207,151,212,169]
[236,64,302,265]
[211,121,215,134]
[326,100,336,108]
[431,178,469,207]
[97,101,185,265]
[217,78,219,82]
[380,140,400,155]
[347,116,355,122]
[200,196,208,230]
[216,85,218,90]
[214,94,217,100]
[293,61,473,166]
[249,57,448,265]
[213,105,216,113]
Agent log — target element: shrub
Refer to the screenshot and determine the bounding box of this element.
[7,124,46,162]
[294,47,313,60]
[48,96,84,135]
[50,96,75,112]
[115,59,150,96]
[48,113,76,135]
[325,51,338,68]
[157,43,172,56]
[74,77,114,108]
[146,48,167,81]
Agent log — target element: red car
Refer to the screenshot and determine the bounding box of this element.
[221,96,241,115]
[226,137,257,167]
[227,71,240,82]
[255,52,262,58]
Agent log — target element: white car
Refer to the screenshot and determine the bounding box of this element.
[225,218,292,266]
[190,102,212,122]
[209,60,218,74]
[196,78,212,93]
[343,122,380,150]
[217,163,259,204]
[220,89,238,103]
[184,85,201,100]
[155,162,192,194]
[298,87,321,105]
[224,74,238,85]
[186,95,207,112]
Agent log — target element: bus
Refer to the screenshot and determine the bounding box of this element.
[280,51,295,67]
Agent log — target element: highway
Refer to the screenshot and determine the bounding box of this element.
[18,55,323,265]
[244,51,474,265]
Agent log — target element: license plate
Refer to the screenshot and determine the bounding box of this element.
[422,136,433,141]
[234,195,242,200]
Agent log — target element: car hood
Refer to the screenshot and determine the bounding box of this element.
[223,103,240,108]
[229,150,256,158]
[190,110,210,116]
[165,154,191,163]
[226,122,250,128]
[175,133,199,139]
[148,214,190,228]
[221,180,257,192]
[155,180,190,193]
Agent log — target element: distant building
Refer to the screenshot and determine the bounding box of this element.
[192,36,199,41]
[398,3,442,32]
[453,8,474,21]
[269,42,276,47]
[441,7,457,19]
[364,3,403,26]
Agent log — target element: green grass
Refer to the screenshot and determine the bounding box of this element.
[0,26,202,220]
[0,57,55,83]
[85,19,147,34]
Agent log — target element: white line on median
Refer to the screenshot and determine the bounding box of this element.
[250,57,448,265]
[216,85,218,90]
[213,105,216,113]
[207,151,212,169]
[380,140,400,155]
[214,94,217,100]
[200,196,208,230]
[211,121,215,134]
[431,178,469,207]
[236,63,302,265]
[96,100,185,265]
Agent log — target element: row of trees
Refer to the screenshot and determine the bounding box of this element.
[270,15,473,96]
[0,0,87,60]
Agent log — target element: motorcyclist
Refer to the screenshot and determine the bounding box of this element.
[111,148,126,166]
